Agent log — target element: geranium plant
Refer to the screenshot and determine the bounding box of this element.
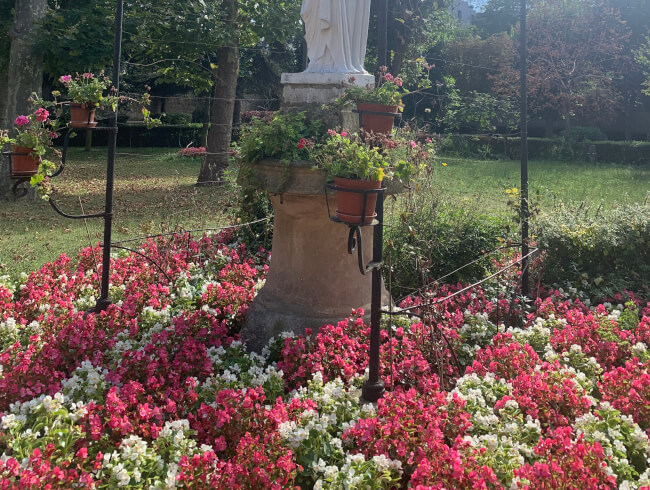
[59,72,117,109]
[0,100,61,190]
[337,70,407,109]
[311,130,387,181]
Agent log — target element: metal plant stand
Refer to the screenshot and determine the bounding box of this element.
[326,181,386,402]
[45,0,124,313]
[2,149,33,198]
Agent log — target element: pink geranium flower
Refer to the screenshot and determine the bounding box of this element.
[14,115,30,126]
[34,108,49,122]
[82,73,94,79]
[60,75,72,84]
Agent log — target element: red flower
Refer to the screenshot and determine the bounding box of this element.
[34,108,49,122]
[297,138,307,150]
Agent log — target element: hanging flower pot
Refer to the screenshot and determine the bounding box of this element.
[69,103,98,128]
[357,103,398,135]
[335,177,382,225]
[10,145,40,177]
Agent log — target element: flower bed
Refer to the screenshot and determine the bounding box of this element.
[1,234,650,488]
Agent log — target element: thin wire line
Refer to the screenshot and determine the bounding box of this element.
[392,248,540,316]
[110,216,274,246]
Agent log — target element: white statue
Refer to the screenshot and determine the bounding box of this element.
[301,0,371,74]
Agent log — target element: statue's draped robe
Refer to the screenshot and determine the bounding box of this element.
[301,0,371,73]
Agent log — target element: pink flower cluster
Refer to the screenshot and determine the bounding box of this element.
[0,233,649,487]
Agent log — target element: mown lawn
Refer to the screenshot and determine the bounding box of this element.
[434,156,650,212]
[1,148,648,276]
[0,148,238,276]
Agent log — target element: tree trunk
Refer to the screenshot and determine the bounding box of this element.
[85,129,93,152]
[198,0,239,186]
[1,0,47,201]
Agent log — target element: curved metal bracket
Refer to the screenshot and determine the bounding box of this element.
[12,177,31,198]
[347,225,383,276]
[48,193,107,220]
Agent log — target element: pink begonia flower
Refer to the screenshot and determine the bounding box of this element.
[341,131,348,137]
[60,75,72,84]
[409,140,417,149]
[82,72,94,79]
[14,115,29,126]
[34,108,49,122]
[384,73,394,82]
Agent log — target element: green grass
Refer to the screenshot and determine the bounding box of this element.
[0,148,237,277]
[433,156,650,212]
[1,150,649,277]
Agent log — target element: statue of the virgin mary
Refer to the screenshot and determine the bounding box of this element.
[301,0,371,74]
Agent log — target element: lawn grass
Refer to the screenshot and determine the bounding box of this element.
[434,156,650,212]
[0,148,238,277]
[1,149,648,277]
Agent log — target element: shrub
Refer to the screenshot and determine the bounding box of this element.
[159,113,193,125]
[536,203,650,299]
[563,126,608,143]
[385,188,507,298]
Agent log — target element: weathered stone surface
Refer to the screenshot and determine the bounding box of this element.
[240,189,377,352]
[239,161,395,352]
[281,72,374,108]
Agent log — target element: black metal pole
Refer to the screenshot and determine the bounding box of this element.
[520,0,530,298]
[378,0,388,68]
[95,0,123,312]
[362,189,385,403]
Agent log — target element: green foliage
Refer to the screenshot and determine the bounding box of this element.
[536,203,650,298]
[337,72,407,107]
[637,35,650,97]
[563,126,608,144]
[59,72,116,107]
[473,0,521,36]
[313,131,388,181]
[233,186,274,252]
[385,181,507,298]
[440,80,519,133]
[238,112,325,164]
[159,113,192,125]
[37,0,116,76]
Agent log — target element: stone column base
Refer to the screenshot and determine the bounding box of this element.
[238,161,391,352]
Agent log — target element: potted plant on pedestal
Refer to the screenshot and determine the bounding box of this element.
[1,105,60,183]
[337,69,406,135]
[313,130,389,224]
[58,72,117,128]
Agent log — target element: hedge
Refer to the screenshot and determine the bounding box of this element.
[438,134,650,165]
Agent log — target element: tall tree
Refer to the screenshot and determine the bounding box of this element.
[1,0,47,201]
[493,0,631,137]
[473,0,522,36]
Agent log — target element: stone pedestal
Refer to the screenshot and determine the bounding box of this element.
[239,160,387,352]
[281,72,375,108]
[281,72,375,133]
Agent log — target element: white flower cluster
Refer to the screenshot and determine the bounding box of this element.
[278,374,376,483]
[61,361,109,403]
[72,282,98,311]
[199,341,285,402]
[575,403,650,488]
[313,453,402,489]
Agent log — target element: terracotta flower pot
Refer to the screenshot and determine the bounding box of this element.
[335,177,382,225]
[10,145,40,177]
[69,103,98,128]
[357,103,398,135]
